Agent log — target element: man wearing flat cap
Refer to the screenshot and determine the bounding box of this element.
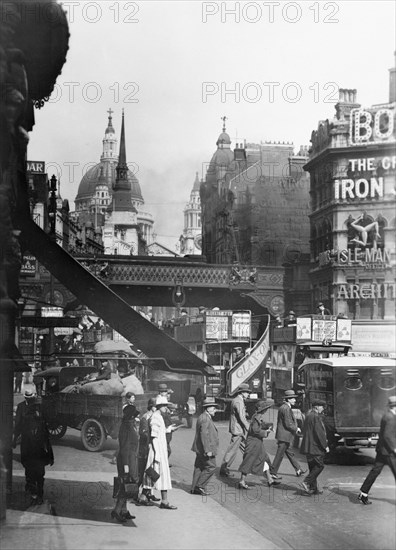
[358,395,396,505]
[300,400,329,494]
[220,383,251,477]
[191,398,219,495]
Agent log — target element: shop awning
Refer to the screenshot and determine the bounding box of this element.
[20,317,80,328]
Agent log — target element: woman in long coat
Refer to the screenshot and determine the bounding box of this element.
[238,399,281,489]
[111,402,140,523]
[142,399,177,509]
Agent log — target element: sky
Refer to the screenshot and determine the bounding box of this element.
[27,0,396,251]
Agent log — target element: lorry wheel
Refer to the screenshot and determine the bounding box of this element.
[48,423,67,439]
[186,415,193,429]
[81,418,106,452]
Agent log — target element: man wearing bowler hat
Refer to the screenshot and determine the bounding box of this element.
[358,395,396,505]
[271,389,305,478]
[300,399,329,495]
[191,397,219,496]
[220,383,251,477]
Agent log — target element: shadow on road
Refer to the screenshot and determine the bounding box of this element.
[8,475,133,526]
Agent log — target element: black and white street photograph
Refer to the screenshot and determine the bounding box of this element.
[0,1,395,549]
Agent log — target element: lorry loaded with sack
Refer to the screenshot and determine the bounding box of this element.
[33,340,214,451]
[33,341,157,451]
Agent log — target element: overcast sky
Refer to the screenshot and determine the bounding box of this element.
[28,0,395,251]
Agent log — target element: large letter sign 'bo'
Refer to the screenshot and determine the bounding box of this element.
[350,108,394,144]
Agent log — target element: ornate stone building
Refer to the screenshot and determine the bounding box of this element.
[179,172,202,255]
[200,120,311,316]
[73,109,154,253]
[304,61,396,355]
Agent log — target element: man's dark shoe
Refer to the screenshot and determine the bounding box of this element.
[295,469,307,477]
[191,487,208,496]
[301,482,313,495]
[312,489,324,495]
[147,494,161,502]
[220,468,230,477]
[358,493,372,505]
[136,498,154,506]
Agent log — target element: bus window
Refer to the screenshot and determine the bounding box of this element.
[344,377,363,391]
[378,370,395,390]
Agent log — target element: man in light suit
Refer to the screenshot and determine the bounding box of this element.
[220,383,251,477]
[191,397,219,496]
[271,389,305,478]
[358,395,396,505]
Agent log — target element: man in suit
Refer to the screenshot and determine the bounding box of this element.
[271,389,305,478]
[358,395,396,505]
[191,397,219,496]
[300,399,329,494]
[13,389,54,505]
[220,383,251,477]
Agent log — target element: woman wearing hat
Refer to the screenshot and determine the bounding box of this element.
[142,398,177,509]
[137,398,159,505]
[238,400,280,489]
[111,402,140,523]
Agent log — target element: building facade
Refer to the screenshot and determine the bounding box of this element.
[304,64,396,355]
[179,172,203,255]
[200,121,311,316]
[73,109,154,253]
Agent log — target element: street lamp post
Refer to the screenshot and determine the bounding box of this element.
[47,175,57,356]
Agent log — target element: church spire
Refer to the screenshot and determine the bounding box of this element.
[115,109,129,190]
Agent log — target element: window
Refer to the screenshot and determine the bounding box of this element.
[344,377,362,390]
[378,369,395,390]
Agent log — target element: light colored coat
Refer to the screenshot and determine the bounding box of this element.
[229,394,250,436]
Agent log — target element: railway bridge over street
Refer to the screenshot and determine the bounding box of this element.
[74,254,286,317]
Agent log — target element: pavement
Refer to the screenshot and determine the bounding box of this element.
[1,470,278,550]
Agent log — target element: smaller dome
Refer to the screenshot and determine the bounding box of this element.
[216,132,231,146]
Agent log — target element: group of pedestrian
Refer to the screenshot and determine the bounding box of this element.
[110,384,179,523]
[12,379,395,516]
[192,384,396,505]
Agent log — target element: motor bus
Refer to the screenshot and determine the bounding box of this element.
[270,314,352,404]
[298,356,396,448]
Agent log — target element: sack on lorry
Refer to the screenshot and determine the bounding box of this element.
[122,374,144,395]
[79,373,124,396]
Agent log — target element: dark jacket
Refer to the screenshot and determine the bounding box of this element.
[376,409,396,456]
[13,400,54,467]
[117,405,139,480]
[192,411,219,456]
[275,402,299,443]
[301,409,328,456]
[239,411,272,476]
